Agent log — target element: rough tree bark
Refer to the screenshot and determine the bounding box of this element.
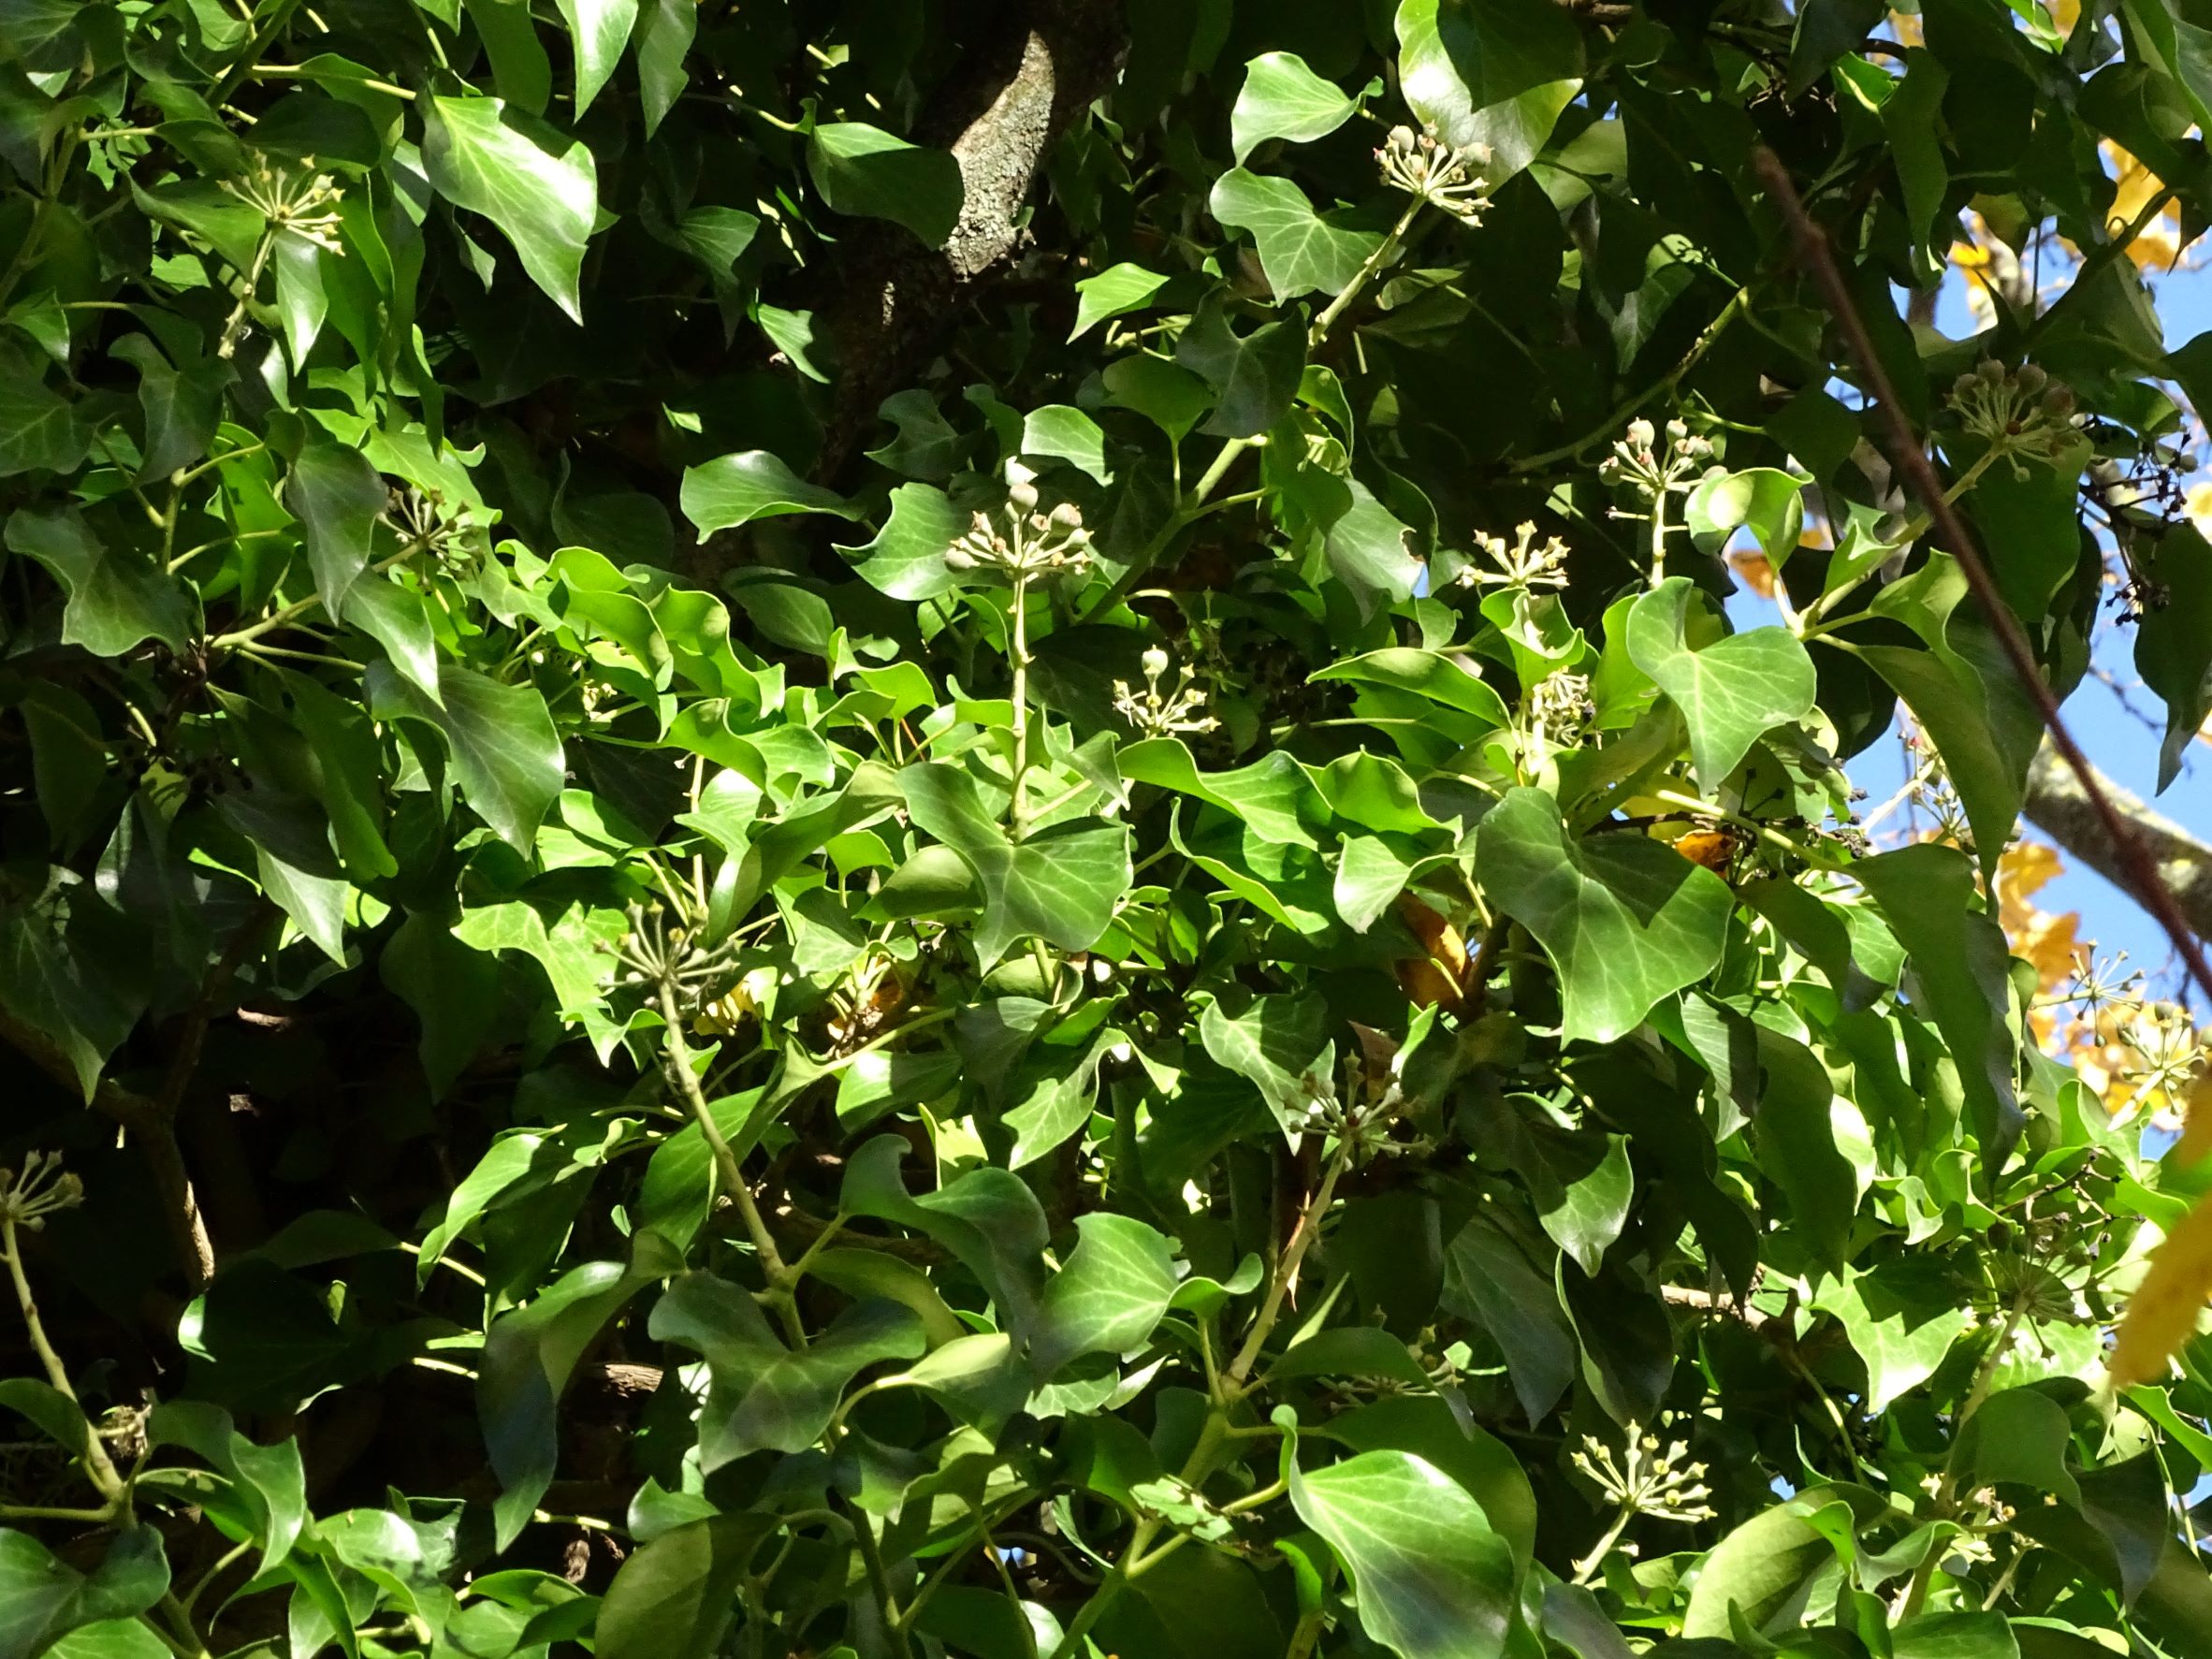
[2022,737,2212,946]
[809,0,1127,484]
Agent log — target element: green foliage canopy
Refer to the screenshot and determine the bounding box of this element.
[4,1,2212,1657]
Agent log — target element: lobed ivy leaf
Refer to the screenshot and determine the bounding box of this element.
[1476,787,1731,1044]
[1288,1444,1517,1659]
[1626,577,1816,792]
[1230,51,1359,164]
[807,122,965,248]
[1210,168,1384,302]
[420,95,599,322]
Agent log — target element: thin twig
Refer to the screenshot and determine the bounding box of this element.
[1753,148,2212,1011]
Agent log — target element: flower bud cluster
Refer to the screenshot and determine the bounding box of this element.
[220,159,347,253]
[1600,417,1715,502]
[1947,359,2078,479]
[387,484,484,574]
[1530,670,1596,747]
[1572,1419,1717,1523]
[1458,520,1571,591]
[944,464,1096,579]
[1112,648,1218,740]
[0,1152,84,1231]
[1376,126,1492,226]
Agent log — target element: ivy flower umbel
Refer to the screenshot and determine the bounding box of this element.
[1575,1420,1716,1524]
[386,485,485,575]
[1946,359,2078,479]
[1375,125,1492,226]
[1113,648,1218,740]
[0,1153,84,1232]
[943,466,1096,580]
[1457,521,1570,591]
[219,159,347,254]
[1529,670,1595,748]
[1600,416,1715,503]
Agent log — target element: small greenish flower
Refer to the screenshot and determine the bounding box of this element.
[1376,126,1492,225]
[1529,670,1595,747]
[1112,648,1218,739]
[0,1152,84,1231]
[1600,416,1715,504]
[944,470,1095,579]
[1458,520,1571,591]
[1946,359,2078,479]
[221,158,347,255]
[1572,1419,1716,1524]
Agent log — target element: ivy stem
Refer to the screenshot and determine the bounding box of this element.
[1308,194,1425,347]
[851,1507,915,1659]
[215,227,278,361]
[211,535,432,648]
[1897,1288,2033,1620]
[653,981,805,1346]
[1009,570,1035,838]
[1,1215,128,1506]
[211,0,306,103]
[1797,445,2003,636]
[1571,1504,1636,1585]
[1227,1135,1352,1386]
[1509,282,1756,474]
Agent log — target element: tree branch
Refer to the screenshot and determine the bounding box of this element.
[0,1012,219,1293]
[808,0,1126,484]
[2022,738,2212,946]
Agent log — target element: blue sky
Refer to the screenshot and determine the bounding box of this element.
[1727,257,2212,1010]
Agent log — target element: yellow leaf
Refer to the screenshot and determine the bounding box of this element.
[1730,551,1776,598]
[2110,1191,2212,1387]
[2181,1068,2212,1168]
[2187,483,2212,544]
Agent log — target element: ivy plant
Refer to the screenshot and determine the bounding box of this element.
[4,2,2212,1658]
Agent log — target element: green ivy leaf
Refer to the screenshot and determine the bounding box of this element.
[1954,1387,2081,1507]
[631,0,695,135]
[553,0,638,115]
[1231,51,1358,163]
[1684,467,1806,567]
[1312,648,1511,728]
[421,95,599,321]
[366,662,565,851]
[1394,0,1585,180]
[1031,1214,1178,1377]
[0,1527,168,1659]
[807,122,965,248]
[1442,1216,1577,1422]
[1533,1132,1631,1277]
[1855,843,2024,1171]
[1020,403,1113,483]
[1810,1264,1968,1413]
[900,762,1130,967]
[681,450,861,536]
[594,1515,776,1659]
[478,1233,681,1548]
[1176,298,1304,438]
[1475,787,1732,1044]
[0,363,92,476]
[1681,1497,1851,1639]
[1200,992,1328,1130]
[1288,1446,1516,1659]
[651,1273,925,1465]
[1626,577,1816,792]
[1210,169,1384,301]
[1071,263,1171,341]
[4,506,189,657]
